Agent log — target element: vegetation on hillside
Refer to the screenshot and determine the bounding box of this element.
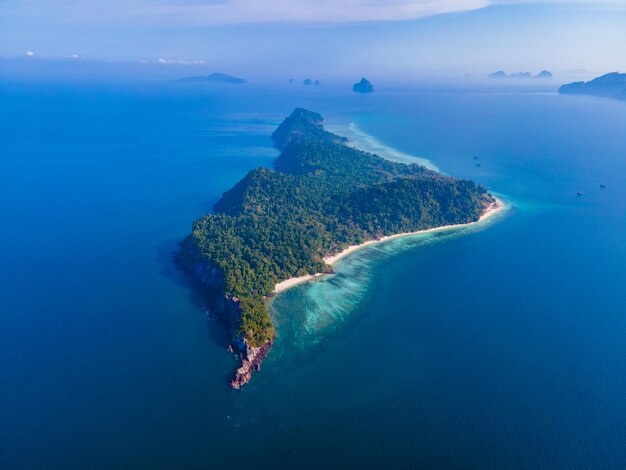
[179,108,493,347]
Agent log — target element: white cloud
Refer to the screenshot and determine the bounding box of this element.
[7,0,626,27]
[157,57,206,64]
[26,51,34,56]
[155,0,491,25]
[5,0,489,27]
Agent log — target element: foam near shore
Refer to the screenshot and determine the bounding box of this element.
[273,198,505,295]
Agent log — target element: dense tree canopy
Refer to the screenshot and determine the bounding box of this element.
[179,108,493,346]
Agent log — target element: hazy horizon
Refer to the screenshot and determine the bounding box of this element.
[1,1,625,82]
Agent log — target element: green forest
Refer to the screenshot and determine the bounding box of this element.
[178,108,493,348]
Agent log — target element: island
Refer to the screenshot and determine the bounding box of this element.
[177,108,499,389]
[489,70,552,79]
[353,78,374,93]
[488,71,507,78]
[178,72,247,84]
[535,70,553,79]
[559,72,626,100]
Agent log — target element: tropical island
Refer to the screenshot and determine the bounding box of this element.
[178,72,247,84]
[559,72,626,100]
[177,108,499,389]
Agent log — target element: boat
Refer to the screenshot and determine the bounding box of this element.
[600,184,606,189]
[576,191,584,196]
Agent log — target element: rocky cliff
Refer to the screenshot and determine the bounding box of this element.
[176,253,274,389]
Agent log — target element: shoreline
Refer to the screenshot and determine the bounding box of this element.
[273,197,505,295]
[327,122,440,172]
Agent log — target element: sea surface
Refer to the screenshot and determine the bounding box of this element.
[1,80,625,468]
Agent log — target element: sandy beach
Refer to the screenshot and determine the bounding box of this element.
[273,197,504,294]
[273,273,325,294]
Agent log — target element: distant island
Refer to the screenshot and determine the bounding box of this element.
[559,72,626,100]
[353,77,374,93]
[178,72,247,84]
[489,70,552,79]
[177,108,499,389]
[303,78,321,86]
[489,71,507,78]
[510,72,531,79]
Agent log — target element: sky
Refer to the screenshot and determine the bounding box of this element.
[1,0,625,80]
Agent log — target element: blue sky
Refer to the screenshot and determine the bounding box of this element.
[1,1,625,79]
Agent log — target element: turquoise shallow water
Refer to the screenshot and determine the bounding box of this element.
[271,203,511,353]
[1,81,625,468]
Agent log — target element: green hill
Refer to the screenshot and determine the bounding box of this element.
[178,108,494,387]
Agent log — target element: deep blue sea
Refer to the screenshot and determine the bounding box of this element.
[1,80,625,468]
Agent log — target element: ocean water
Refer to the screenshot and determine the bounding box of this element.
[1,80,625,468]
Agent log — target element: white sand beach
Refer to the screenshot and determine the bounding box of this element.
[273,273,324,294]
[273,197,505,295]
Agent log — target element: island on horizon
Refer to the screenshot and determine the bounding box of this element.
[178,72,247,84]
[177,108,498,389]
[559,72,626,101]
[489,70,553,79]
[353,78,374,93]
